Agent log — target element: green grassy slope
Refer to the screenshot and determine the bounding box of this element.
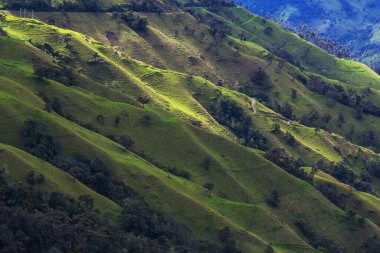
[38,10,380,153]
[1,7,380,253]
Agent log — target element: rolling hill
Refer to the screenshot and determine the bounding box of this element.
[1,0,380,252]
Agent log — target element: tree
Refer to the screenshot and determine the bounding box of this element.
[251,68,268,86]
[272,123,281,134]
[25,170,44,185]
[96,114,105,125]
[203,182,214,196]
[266,190,279,208]
[202,157,211,170]
[116,135,135,150]
[355,108,363,120]
[322,113,332,123]
[338,111,345,127]
[204,74,209,84]
[284,131,296,145]
[291,88,298,100]
[239,31,247,42]
[78,195,94,211]
[265,244,275,253]
[114,116,121,127]
[280,102,293,119]
[264,26,273,36]
[142,114,152,125]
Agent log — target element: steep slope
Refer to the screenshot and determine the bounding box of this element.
[35,9,380,157]
[1,3,380,253]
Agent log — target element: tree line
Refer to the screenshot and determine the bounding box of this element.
[3,0,159,12]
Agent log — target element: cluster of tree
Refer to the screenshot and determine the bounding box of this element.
[357,130,378,150]
[313,159,374,194]
[362,156,380,179]
[38,92,66,117]
[122,0,159,12]
[251,68,272,87]
[273,101,293,119]
[113,11,148,32]
[0,168,240,253]
[271,124,297,146]
[295,24,351,59]
[187,11,232,45]
[130,147,191,180]
[33,64,77,86]
[3,0,161,13]
[183,0,235,9]
[272,46,301,67]
[4,0,98,11]
[21,120,137,204]
[315,182,368,234]
[294,220,347,253]
[207,93,269,150]
[316,183,348,210]
[305,75,380,118]
[264,147,310,181]
[22,120,61,161]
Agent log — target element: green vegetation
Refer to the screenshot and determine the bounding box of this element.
[1,1,380,252]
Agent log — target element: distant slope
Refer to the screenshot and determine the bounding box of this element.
[234,0,380,72]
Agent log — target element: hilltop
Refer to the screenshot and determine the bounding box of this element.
[1,0,380,252]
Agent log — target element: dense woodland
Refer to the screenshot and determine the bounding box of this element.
[0,167,241,253]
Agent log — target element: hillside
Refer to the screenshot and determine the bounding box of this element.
[1,1,380,252]
[234,0,380,72]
